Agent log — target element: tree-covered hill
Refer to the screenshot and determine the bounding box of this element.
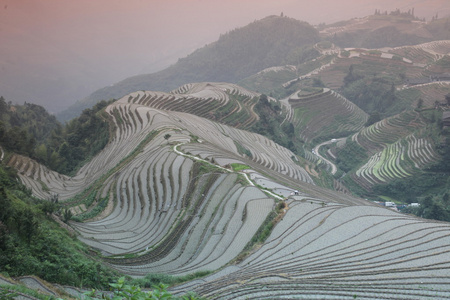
[57,15,321,121]
[0,97,60,158]
[0,97,113,175]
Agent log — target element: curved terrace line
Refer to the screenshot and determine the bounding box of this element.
[173,143,284,200]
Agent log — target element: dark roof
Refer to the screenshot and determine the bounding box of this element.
[443,111,450,127]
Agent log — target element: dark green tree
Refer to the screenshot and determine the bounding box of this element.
[63,208,73,223]
[0,96,7,118]
[15,208,39,245]
[365,112,381,127]
[416,98,424,109]
[0,186,11,223]
[343,65,364,87]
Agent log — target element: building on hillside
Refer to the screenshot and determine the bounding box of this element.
[430,73,450,82]
[443,111,450,127]
[405,77,430,86]
[406,73,450,86]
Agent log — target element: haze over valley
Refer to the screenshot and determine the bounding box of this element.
[0,1,450,299]
[1,0,449,113]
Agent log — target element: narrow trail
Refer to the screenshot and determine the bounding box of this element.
[173,143,284,200]
[312,138,345,175]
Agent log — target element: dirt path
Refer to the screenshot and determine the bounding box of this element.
[173,143,284,200]
[312,138,345,175]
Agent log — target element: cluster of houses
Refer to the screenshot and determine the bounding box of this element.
[443,111,450,127]
[373,201,420,211]
[406,73,450,86]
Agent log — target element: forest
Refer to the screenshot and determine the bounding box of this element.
[0,96,112,175]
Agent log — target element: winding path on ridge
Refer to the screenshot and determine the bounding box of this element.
[173,143,284,200]
[313,138,344,175]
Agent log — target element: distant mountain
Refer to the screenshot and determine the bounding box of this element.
[59,14,450,121]
[320,14,450,48]
[57,15,320,121]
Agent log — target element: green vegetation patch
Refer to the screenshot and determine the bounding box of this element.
[128,270,212,288]
[0,283,55,300]
[242,200,286,253]
[335,139,368,173]
[233,140,252,158]
[373,172,449,204]
[72,195,109,222]
[0,97,114,176]
[0,165,118,288]
[244,210,277,252]
[85,276,206,300]
[230,163,251,171]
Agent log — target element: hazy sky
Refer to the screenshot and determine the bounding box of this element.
[1,0,449,113]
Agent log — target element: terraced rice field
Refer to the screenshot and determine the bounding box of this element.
[355,133,439,185]
[317,41,450,92]
[8,154,85,201]
[390,40,450,64]
[352,111,425,153]
[7,86,318,275]
[289,88,368,143]
[171,198,450,299]
[350,111,440,187]
[116,82,261,131]
[7,80,450,298]
[410,82,450,107]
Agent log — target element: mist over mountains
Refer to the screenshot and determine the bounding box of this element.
[1,2,450,298]
[57,16,319,120]
[1,0,449,116]
[57,11,450,121]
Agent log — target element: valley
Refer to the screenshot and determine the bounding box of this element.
[1,11,450,300]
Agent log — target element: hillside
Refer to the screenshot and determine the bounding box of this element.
[172,201,450,299]
[5,85,450,299]
[58,14,450,122]
[2,12,450,300]
[57,15,321,121]
[7,87,371,275]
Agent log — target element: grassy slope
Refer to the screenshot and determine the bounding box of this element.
[0,164,118,289]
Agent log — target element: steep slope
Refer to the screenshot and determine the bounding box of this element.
[12,87,363,276]
[287,88,368,143]
[235,38,449,202]
[7,86,450,299]
[58,15,320,121]
[172,197,450,299]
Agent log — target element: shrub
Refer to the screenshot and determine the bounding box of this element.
[85,277,204,300]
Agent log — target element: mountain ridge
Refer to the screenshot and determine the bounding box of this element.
[1,11,450,300]
[57,15,321,121]
[57,14,450,121]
